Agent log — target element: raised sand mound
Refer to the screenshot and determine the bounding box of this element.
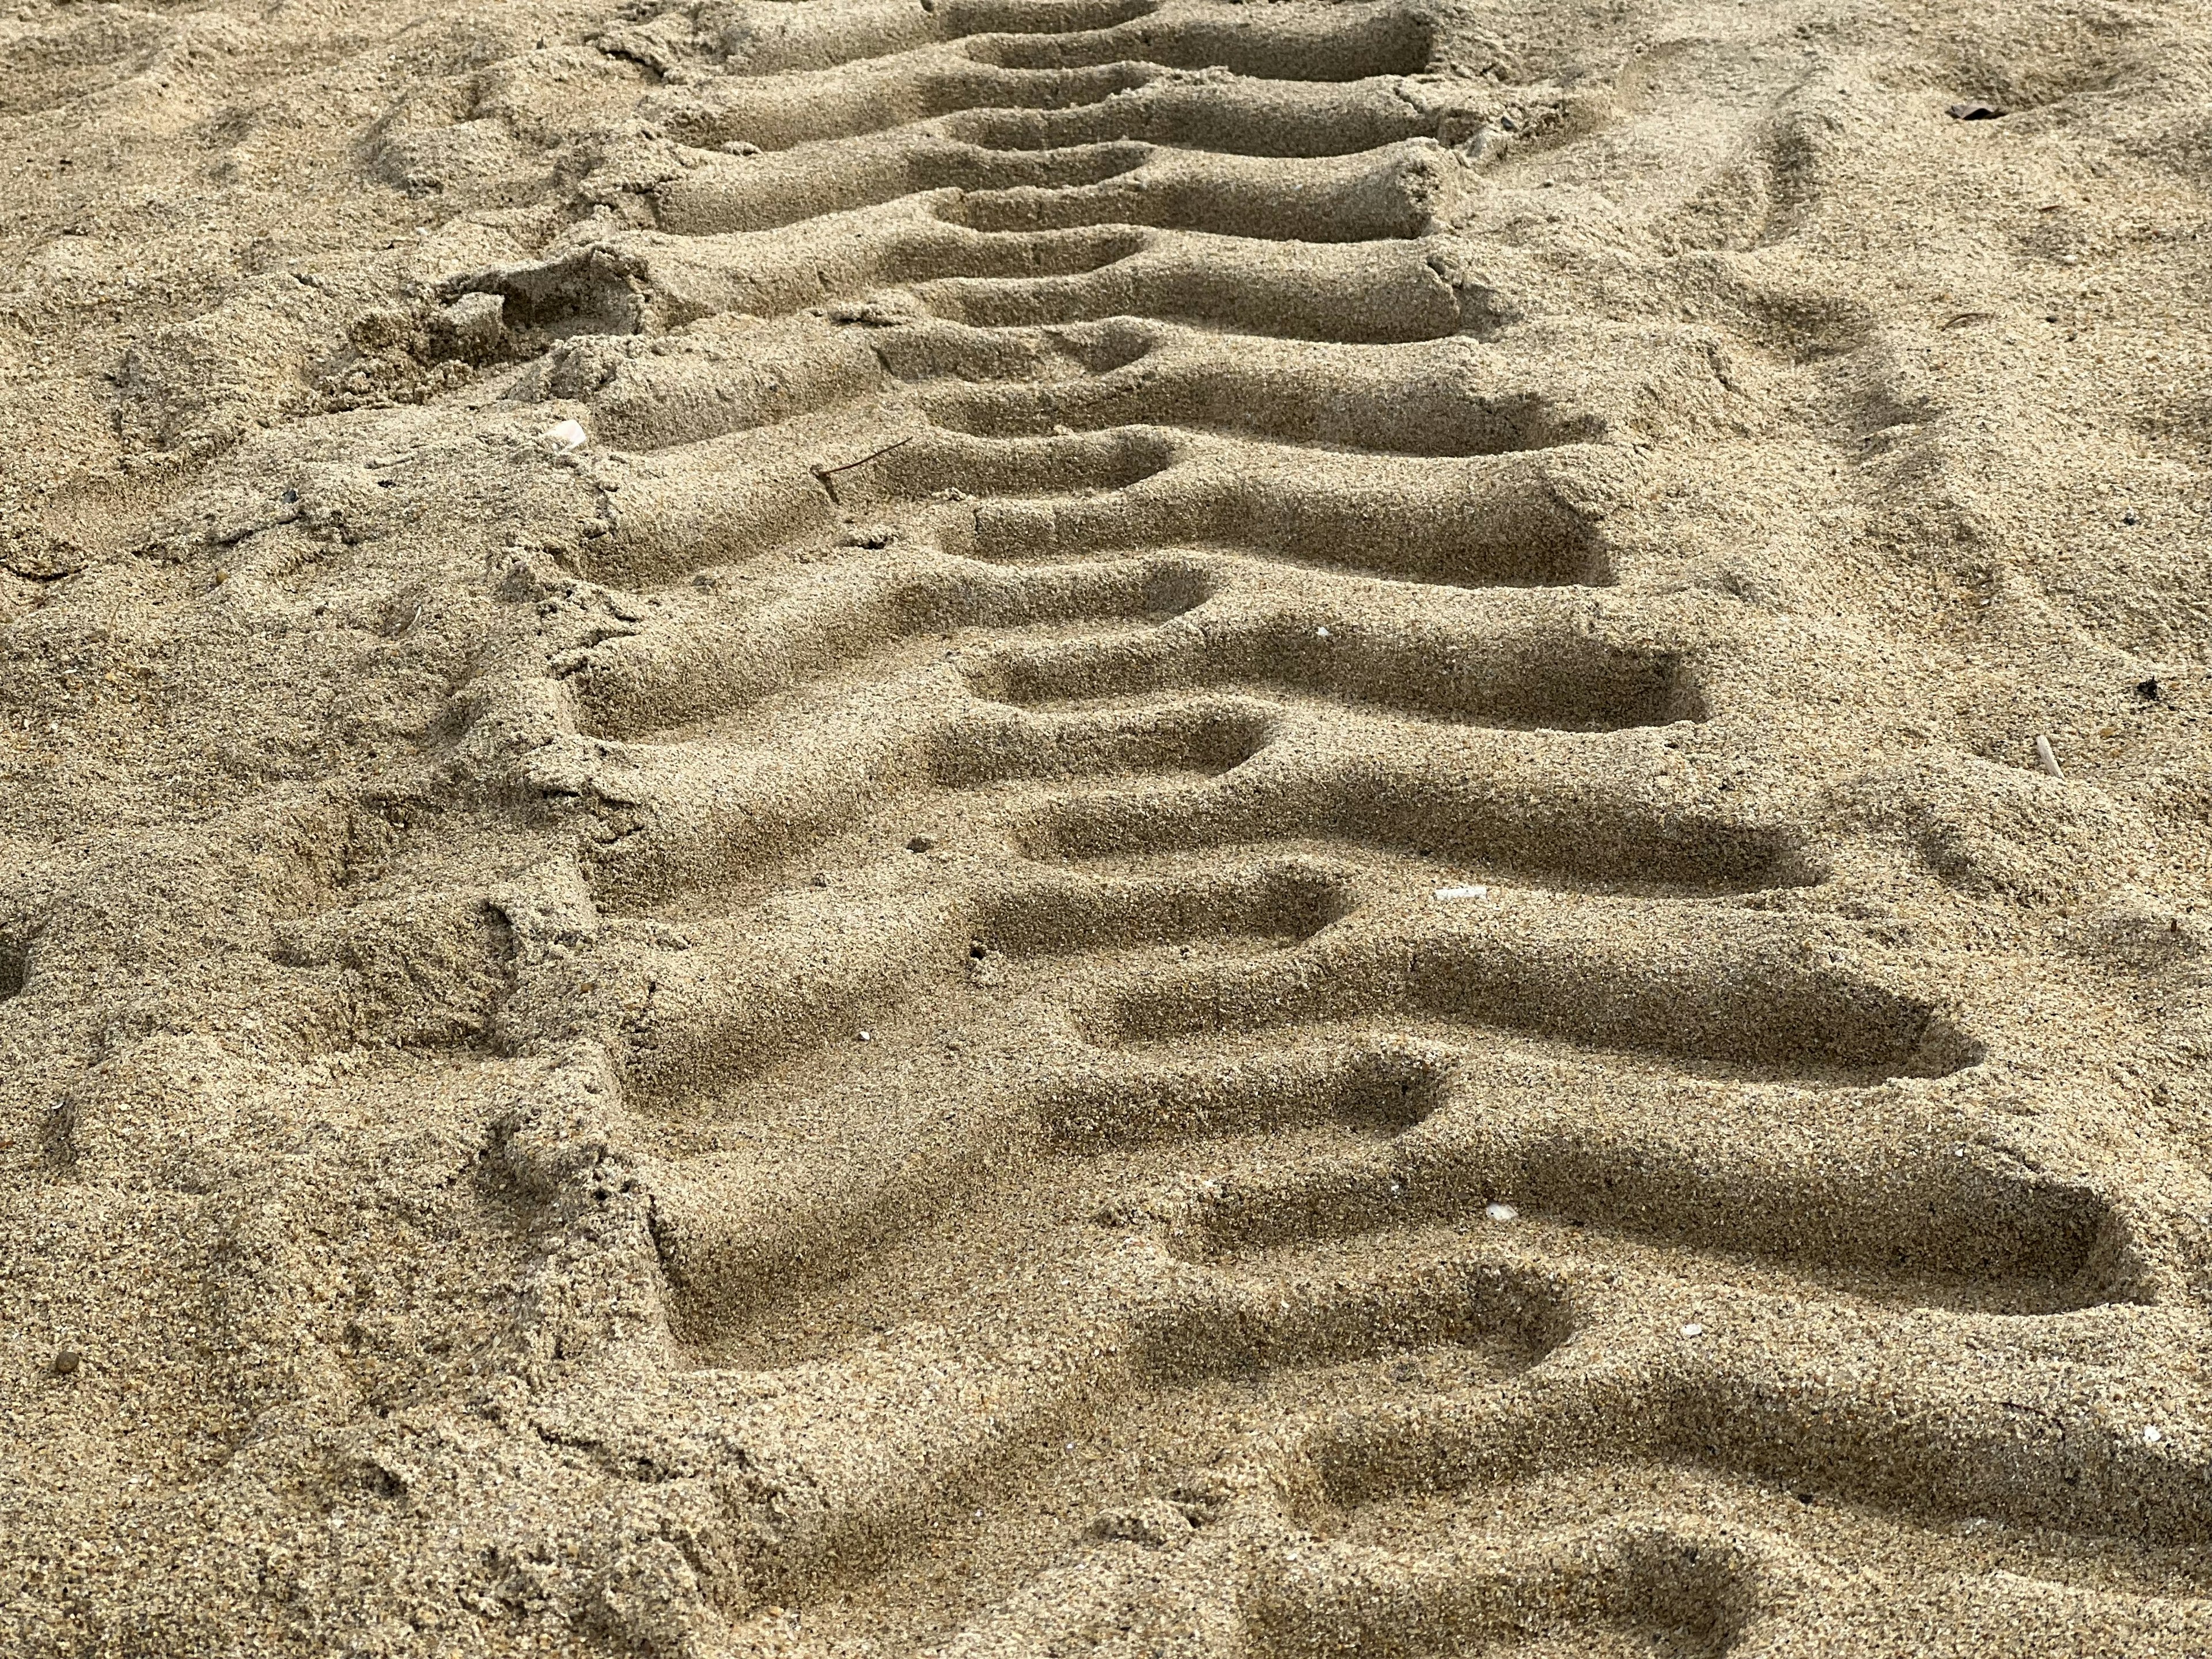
[1,0,2210,1653]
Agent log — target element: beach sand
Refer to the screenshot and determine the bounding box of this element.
[0,0,2209,1652]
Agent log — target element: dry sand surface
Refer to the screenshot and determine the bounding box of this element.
[1,0,2210,1651]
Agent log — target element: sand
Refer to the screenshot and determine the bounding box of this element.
[0,0,2209,1652]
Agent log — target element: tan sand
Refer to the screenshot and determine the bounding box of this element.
[1,0,2209,1652]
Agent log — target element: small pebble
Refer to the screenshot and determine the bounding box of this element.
[857,1030,872,1042]
[1484,1202,1517,1222]
[49,1351,80,1376]
[1680,1322,1705,1338]
[907,835,936,853]
[1315,626,1331,640]
[2143,1425,2163,1444]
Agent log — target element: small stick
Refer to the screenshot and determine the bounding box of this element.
[811,437,914,503]
[2034,733,2062,778]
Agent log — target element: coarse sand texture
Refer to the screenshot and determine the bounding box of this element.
[0,0,2209,1653]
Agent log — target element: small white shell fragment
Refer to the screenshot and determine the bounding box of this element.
[2034,733,2062,777]
[2143,1425,2163,1444]
[540,419,588,456]
[857,1030,872,1042]
[1434,884,1490,901]
[1483,1202,1517,1222]
[1680,1322,1705,1338]
[1315,626,1331,640]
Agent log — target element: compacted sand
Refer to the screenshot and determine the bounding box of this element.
[1,0,2209,1652]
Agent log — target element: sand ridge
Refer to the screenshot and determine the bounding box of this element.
[0,0,2209,1653]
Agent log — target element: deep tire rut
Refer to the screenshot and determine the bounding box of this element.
[399,3,2212,1651]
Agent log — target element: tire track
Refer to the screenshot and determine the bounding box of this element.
[115,0,2208,1650]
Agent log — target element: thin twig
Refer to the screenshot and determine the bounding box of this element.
[810,437,914,503]
[815,437,915,479]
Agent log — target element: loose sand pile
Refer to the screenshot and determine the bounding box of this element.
[1,0,2209,1652]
